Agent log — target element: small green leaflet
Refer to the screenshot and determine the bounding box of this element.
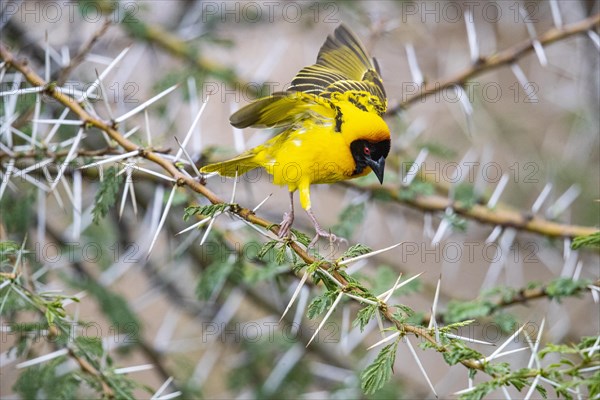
[307,290,338,319]
[353,303,378,332]
[361,342,399,395]
[92,167,123,224]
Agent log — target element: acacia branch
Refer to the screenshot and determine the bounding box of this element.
[424,279,600,325]
[342,182,598,239]
[387,13,600,113]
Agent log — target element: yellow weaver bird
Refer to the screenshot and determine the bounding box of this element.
[201,24,391,246]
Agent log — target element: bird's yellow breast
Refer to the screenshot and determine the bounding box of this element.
[252,99,390,192]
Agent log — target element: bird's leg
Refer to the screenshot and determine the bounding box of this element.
[278,191,295,238]
[306,208,339,248]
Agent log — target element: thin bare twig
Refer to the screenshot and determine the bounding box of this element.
[57,19,113,85]
[387,13,600,114]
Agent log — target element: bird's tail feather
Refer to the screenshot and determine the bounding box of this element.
[200,153,259,177]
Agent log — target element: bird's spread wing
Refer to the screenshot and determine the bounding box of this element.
[230,24,386,129]
[230,91,334,129]
[288,24,387,115]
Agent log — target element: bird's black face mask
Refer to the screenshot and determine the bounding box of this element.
[350,139,391,184]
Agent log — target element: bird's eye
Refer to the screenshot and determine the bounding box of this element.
[364,146,371,156]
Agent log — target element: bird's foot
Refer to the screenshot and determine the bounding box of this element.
[306,208,346,248]
[278,211,294,238]
[309,226,347,249]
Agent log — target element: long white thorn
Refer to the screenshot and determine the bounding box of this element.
[382,273,403,303]
[80,46,131,102]
[487,174,509,208]
[129,164,176,182]
[78,150,139,169]
[114,364,154,374]
[151,376,174,400]
[174,98,209,162]
[280,270,309,322]
[0,159,15,201]
[405,43,424,85]
[485,325,526,362]
[252,193,273,213]
[51,128,84,191]
[144,110,152,147]
[174,137,202,178]
[306,292,344,348]
[402,149,428,186]
[147,185,177,257]
[428,275,442,329]
[511,63,538,102]
[17,348,69,368]
[527,318,545,368]
[43,108,70,144]
[446,333,495,346]
[549,0,563,28]
[338,242,402,266]
[464,9,479,63]
[115,84,178,123]
[405,337,438,397]
[377,272,424,300]
[531,183,552,213]
[176,213,218,236]
[345,293,377,305]
[524,374,541,400]
[200,215,218,245]
[367,331,400,350]
[230,170,239,203]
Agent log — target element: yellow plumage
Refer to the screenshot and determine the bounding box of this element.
[201,24,391,244]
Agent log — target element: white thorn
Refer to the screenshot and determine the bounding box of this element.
[510,63,538,102]
[114,364,154,374]
[377,272,424,300]
[485,325,526,362]
[80,46,131,102]
[524,374,541,400]
[17,348,69,369]
[405,337,438,397]
[428,275,442,329]
[464,9,479,63]
[252,193,273,213]
[174,97,209,162]
[280,270,309,322]
[527,318,545,368]
[115,84,178,123]
[338,242,403,266]
[367,331,400,350]
[173,136,202,178]
[402,149,428,187]
[306,292,344,348]
[487,174,509,208]
[147,185,177,256]
[405,43,424,85]
[199,214,218,246]
[446,333,495,346]
[78,150,140,169]
[51,128,84,191]
[382,273,403,303]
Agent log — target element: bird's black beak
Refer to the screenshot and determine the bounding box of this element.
[367,156,386,184]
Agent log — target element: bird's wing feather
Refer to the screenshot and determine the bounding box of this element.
[200,152,258,177]
[288,24,386,113]
[230,91,333,129]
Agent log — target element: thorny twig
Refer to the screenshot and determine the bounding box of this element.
[387,13,600,113]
